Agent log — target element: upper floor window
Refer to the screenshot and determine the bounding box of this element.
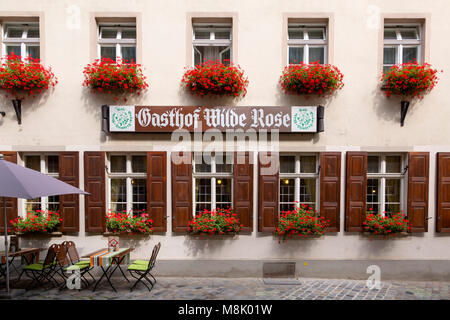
[2,23,40,60]
[366,154,406,216]
[98,24,136,62]
[287,24,327,64]
[279,154,319,213]
[192,23,232,66]
[193,154,233,214]
[24,154,59,212]
[383,25,422,73]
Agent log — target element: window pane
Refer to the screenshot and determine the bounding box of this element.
[194,46,229,63]
[400,29,418,40]
[110,203,127,212]
[6,46,21,57]
[27,28,40,38]
[194,48,202,65]
[386,156,402,173]
[121,46,136,63]
[299,178,316,206]
[215,31,231,39]
[288,28,304,40]
[383,47,397,65]
[27,46,40,60]
[131,155,146,173]
[385,179,401,204]
[111,179,127,203]
[216,154,232,173]
[110,155,126,173]
[121,29,136,39]
[403,47,418,63]
[308,29,325,40]
[367,178,380,213]
[132,178,147,203]
[46,202,59,212]
[309,47,325,64]
[101,28,117,39]
[220,47,231,65]
[280,178,295,203]
[132,203,147,214]
[100,46,116,60]
[196,203,211,214]
[288,46,304,64]
[194,30,211,39]
[280,156,296,173]
[47,155,59,173]
[368,156,380,173]
[300,156,316,173]
[216,178,232,208]
[25,156,41,171]
[26,201,41,212]
[384,28,397,40]
[194,154,212,173]
[7,27,23,38]
[195,179,211,203]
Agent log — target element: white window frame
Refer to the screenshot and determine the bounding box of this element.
[192,154,234,215]
[383,24,422,71]
[22,154,59,214]
[279,153,320,214]
[106,153,147,215]
[192,23,232,65]
[287,24,327,65]
[97,23,137,62]
[366,153,408,216]
[2,22,40,60]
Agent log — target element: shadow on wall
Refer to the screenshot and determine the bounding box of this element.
[177,82,243,106]
[183,236,242,258]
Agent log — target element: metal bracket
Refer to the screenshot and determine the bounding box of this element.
[402,165,409,175]
[400,100,410,127]
[12,99,22,125]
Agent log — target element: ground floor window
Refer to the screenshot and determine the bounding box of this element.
[366,154,406,216]
[24,154,59,212]
[107,154,147,215]
[193,153,233,214]
[279,154,319,213]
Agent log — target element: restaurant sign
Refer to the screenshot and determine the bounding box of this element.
[104,105,324,133]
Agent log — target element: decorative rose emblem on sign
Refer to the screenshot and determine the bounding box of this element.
[293,109,314,130]
[112,107,133,130]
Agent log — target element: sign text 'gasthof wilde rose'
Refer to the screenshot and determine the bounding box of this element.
[107,106,324,133]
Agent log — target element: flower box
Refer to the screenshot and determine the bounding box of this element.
[105,211,153,234]
[188,233,239,240]
[15,231,63,238]
[363,211,410,237]
[187,208,243,236]
[11,210,62,235]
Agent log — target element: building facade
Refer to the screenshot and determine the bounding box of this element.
[0,0,450,279]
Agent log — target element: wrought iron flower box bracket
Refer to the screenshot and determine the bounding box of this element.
[12,99,22,125]
[400,100,410,127]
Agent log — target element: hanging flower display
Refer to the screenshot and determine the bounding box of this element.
[11,210,62,234]
[181,60,248,97]
[279,62,344,96]
[0,53,57,99]
[363,211,410,237]
[188,208,242,235]
[82,58,149,101]
[105,210,153,234]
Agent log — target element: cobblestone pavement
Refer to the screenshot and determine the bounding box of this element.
[3,276,449,300]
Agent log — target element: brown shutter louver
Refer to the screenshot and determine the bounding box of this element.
[408,152,429,233]
[233,152,253,232]
[345,152,367,232]
[320,152,341,232]
[171,152,192,232]
[147,152,167,232]
[258,152,279,232]
[0,152,18,233]
[437,153,450,233]
[84,152,106,233]
[59,152,80,233]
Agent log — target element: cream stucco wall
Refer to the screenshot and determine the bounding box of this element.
[0,0,450,266]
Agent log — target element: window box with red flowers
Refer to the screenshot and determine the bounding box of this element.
[276,204,329,243]
[187,208,242,239]
[279,62,344,97]
[362,211,410,239]
[0,53,57,125]
[104,211,153,236]
[12,210,62,237]
[82,58,149,101]
[181,60,248,98]
[381,62,440,126]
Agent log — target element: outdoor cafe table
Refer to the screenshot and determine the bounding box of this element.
[82,248,133,292]
[0,248,42,281]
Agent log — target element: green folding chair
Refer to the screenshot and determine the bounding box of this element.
[62,241,95,285]
[128,242,161,291]
[22,244,58,290]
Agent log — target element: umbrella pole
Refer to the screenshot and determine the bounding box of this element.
[3,197,9,295]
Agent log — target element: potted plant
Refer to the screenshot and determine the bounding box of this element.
[276,203,329,242]
[279,62,344,96]
[105,210,153,235]
[0,53,57,124]
[363,210,410,238]
[181,59,249,98]
[381,62,439,126]
[187,207,242,237]
[82,58,149,101]
[11,210,62,236]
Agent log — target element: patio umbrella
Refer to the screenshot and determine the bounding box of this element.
[0,153,89,296]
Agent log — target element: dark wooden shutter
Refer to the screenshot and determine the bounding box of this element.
[345,152,367,232]
[84,152,106,233]
[408,152,429,233]
[0,152,18,233]
[234,152,253,232]
[171,152,192,232]
[59,152,80,232]
[320,152,341,232]
[147,152,167,232]
[437,153,450,233]
[258,152,279,232]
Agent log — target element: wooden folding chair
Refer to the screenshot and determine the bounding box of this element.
[127,242,161,292]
